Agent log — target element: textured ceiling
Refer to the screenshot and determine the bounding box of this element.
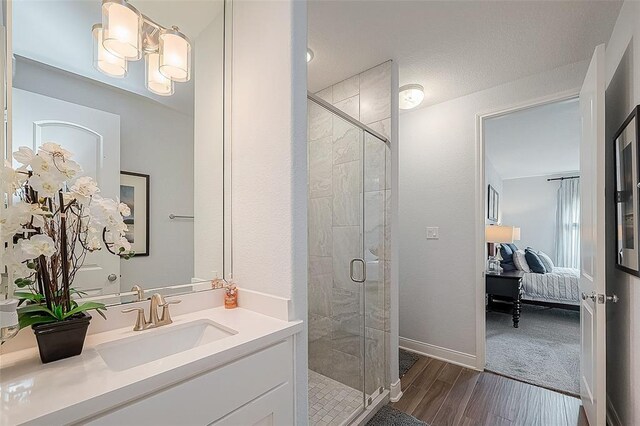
[485,98,580,180]
[308,0,622,109]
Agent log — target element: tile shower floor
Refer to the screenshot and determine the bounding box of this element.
[309,370,363,426]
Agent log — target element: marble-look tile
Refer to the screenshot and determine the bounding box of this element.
[360,62,391,125]
[309,314,332,376]
[332,75,359,104]
[309,256,332,317]
[334,95,360,121]
[333,116,361,165]
[364,263,386,331]
[332,287,362,334]
[367,118,391,140]
[309,136,332,199]
[309,101,332,141]
[328,349,363,391]
[364,191,385,262]
[364,327,386,396]
[333,192,360,227]
[309,197,332,257]
[315,86,333,103]
[384,260,390,333]
[384,190,391,260]
[385,144,391,190]
[333,161,361,195]
[332,319,361,358]
[332,226,362,291]
[364,134,386,192]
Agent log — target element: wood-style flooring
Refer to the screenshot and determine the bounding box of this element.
[391,354,588,426]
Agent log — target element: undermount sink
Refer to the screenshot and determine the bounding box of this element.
[96,319,237,371]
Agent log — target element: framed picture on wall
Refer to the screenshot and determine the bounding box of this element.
[120,171,150,256]
[614,105,640,276]
[487,184,499,222]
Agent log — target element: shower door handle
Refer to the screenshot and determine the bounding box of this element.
[349,258,366,283]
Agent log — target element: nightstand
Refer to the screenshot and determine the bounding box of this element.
[486,270,525,328]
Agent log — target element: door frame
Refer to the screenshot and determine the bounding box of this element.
[474,88,580,370]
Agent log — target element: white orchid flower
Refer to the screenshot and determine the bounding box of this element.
[55,158,82,180]
[27,173,62,198]
[40,142,73,160]
[19,234,56,258]
[118,202,131,217]
[70,176,100,204]
[13,146,35,166]
[1,160,26,194]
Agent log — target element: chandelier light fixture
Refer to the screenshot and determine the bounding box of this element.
[93,0,192,96]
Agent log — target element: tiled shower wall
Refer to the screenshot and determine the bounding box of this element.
[308,61,392,396]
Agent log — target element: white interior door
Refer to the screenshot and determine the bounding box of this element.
[579,44,606,426]
[12,88,121,296]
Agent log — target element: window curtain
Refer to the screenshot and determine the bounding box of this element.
[555,178,580,268]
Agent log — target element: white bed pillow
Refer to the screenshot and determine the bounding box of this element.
[513,250,531,273]
[537,251,555,272]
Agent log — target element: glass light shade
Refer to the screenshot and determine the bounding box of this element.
[485,225,515,243]
[399,84,425,110]
[146,53,174,96]
[159,27,191,82]
[307,48,314,63]
[92,24,127,78]
[102,0,142,60]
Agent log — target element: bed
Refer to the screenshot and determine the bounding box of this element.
[521,267,581,306]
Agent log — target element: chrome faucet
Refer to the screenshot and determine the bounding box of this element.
[122,293,181,331]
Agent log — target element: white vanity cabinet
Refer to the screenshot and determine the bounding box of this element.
[82,339,294,426]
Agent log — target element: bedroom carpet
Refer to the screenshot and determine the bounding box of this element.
[486,303,580,395]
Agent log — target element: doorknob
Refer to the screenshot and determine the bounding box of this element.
[581,291,596,301]
[107,274,118,282]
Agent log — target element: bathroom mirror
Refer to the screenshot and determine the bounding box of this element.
[1,0,231,304]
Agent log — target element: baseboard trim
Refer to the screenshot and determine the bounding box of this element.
[389,379,403,402]
[607,395,623,426]
[400,337,479,371]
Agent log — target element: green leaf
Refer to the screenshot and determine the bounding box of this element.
[18,314,56,329]
[52,304,64,320]
[14,278,33,288]
[17,304,56,318]
[14,292,45,304]
[62,302,107,319]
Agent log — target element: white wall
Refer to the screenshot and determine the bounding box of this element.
[398,60,588,366]
[501,173,577,262]
[194,14,225,281]
[231,0,308,423]
[603,2,640,424]
[12,57,195,291]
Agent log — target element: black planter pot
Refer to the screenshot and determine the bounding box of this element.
[32,312,91,364]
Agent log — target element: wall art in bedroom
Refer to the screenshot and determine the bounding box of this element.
[614,105,640,275]
[487,184,499,222]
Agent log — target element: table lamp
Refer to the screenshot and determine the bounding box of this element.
[485,225,515,274]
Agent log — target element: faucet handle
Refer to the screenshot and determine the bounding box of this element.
[158,299,181,323]
[122,307,148,331]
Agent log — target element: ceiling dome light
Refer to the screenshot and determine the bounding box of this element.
[399,84,425,110]
[92,24,127,78]
[307,48,314,63]
[102,0,143,60]
[159,26,192,82]
[146,52,174,96]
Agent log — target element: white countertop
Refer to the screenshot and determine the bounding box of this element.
[0,307,303,426]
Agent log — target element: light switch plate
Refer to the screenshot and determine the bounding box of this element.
[426,227,439,239]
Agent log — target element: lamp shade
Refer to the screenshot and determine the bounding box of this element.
[513,227,521,241]
[92,24,127,78]
[159,27,191,82]
[485,225,514,243]
[146,53,174,96]
[102,0,142,60]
